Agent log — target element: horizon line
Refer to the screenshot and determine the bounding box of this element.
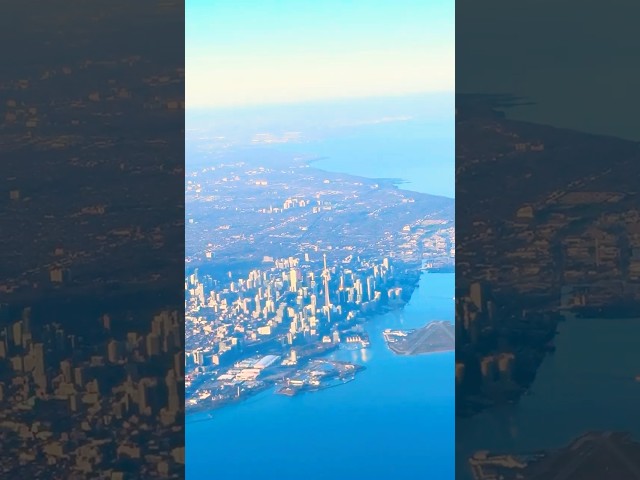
[186,90,454,113]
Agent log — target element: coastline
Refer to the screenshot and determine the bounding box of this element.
[303,155,413,190]
[383,320,455,356]
[186,125,454,419]
[457,315,640,479]
[187,272,455,480]
[186,269,427,417]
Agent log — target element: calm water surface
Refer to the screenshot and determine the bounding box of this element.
[277,119,454,197]
[187,273,455,480]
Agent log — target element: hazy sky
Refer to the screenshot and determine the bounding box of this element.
[186,0,454,109]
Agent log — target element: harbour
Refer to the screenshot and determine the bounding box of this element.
[187,273,454,480]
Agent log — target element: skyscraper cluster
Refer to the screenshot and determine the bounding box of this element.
[185,255,399,375]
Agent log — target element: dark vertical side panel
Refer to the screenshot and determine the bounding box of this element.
[0,1,185,478]
[456,1,640,478]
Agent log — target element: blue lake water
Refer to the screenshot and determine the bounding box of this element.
[276,119,454,198]
[187,273,455,480]
[456,315,640,479]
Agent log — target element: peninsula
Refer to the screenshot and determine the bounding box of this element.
[383,320,455,355]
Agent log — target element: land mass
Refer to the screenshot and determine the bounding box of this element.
[383,320,455,355]
[185,144,455,413]
[455,93,640,417]
[185,146,454,270]
[469,431,640,480]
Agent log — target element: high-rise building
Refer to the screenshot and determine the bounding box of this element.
[60,360,72,383]
[289,268,297,292]
[322,254,331,321]
[74,367,85,387]
[166,369,179,414]
[470,282,484,312]
[108,340,120,363]
[193,351,204,365]
[146,333,161,357]
[455,362,465,385]
[139,380,150,415]
[12,321,22,347]
[174,352,184,378]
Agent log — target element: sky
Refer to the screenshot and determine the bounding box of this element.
[186,0,454,109]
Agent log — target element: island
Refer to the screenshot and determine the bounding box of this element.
[469,432,640,480]
[276,360,365,396]
[383,320,455,355]
[187,354,365,411]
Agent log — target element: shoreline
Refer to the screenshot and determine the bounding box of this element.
[283,148,453,198]
[303,155,414,190]
[275,363,367,397]
[383,320,455,356]
[389,346,454,356]
[186,271,448,418]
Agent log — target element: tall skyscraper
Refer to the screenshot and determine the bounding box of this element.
[470,282,484,312]
[322,254,331,321]
[166,369,179,414]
